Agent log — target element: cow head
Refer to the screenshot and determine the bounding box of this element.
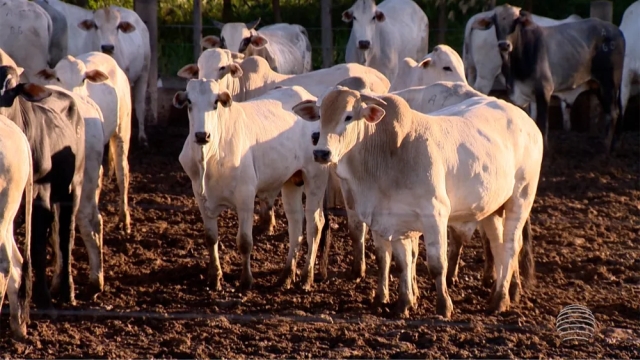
[293,88,386,164]
[178,48,245,81]
[0,66,52,107]
[173,79,233,146]
[78,7,136,57]
[207,19,263,54]
[471,5,535,56]
[36,56,109,96]
[342,0,385,52]
[416,45,467,84]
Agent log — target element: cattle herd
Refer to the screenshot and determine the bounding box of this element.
[0,0,637,342]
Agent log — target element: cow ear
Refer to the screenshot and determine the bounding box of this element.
[293,100,320,122]
[219,63,243,78]
[342,10,353,22]
[201,35,221,49]
[177,64,199,79]
[374,10,385,22]
[250,35,268,49]
[472,17,493,30]
[418,58,432,69]
[16,67,25,77]
[217,91,232,108]
[85,69,109,83]
[173,91,188,108]
[518,11,535,28]
[360,104,385,124]
[78,19,96,31]
[118,21,136,33]
[18,83,53,102]
[36,68,57,81]
[212,20,225,29]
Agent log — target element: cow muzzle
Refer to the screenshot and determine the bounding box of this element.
[498,41,513,53]
[312,149,331,164]
[101,44,115,55]
[357,40,371,50]
[311,132,320,146]
[194,131,211,145]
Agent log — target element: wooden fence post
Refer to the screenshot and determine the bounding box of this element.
[321,0,333,68]
[193,0,202,62]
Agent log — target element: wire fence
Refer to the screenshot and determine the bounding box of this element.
[158,24,469,77]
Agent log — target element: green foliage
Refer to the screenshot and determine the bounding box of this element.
[79,0,637,76]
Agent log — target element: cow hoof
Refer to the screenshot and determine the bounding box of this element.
[238,275,254,292]
[393,297,412,318]
[509,282,522,304]
[346,266,366,282]
[482,274,495,289]
[371,292,390,310]
[86,278,104,298]
[487,290,510,314]
[207,271,223,292]
[276,267,295,289]
[446,274,459,288]
[299,270,314,292]
[10,323,27,342]
[435,294,453,319]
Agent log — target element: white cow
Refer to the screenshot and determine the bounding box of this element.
[293,89,543,318]
[174,79,328,291]
[191,55,390,101]
[205,19,312,74]
[620,1,640,120]
[37,52,132,238]
[0,0,52,83]
[464,8,583,130]
[0,114,33,340]
[390,45,467,91]
[43,0,152,146]
[43,86,106,295]
[342,0,429,85]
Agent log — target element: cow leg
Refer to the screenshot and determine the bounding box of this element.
[55,191,79,305]
[8,228,26,339]
[534,84,552,152]
[560,100,572,131]
[49,206,62,295]
[480,213,505,312]
[480,226,496,288]
[595,77,621,154]
[347,210,367,282]
[299,174,326,291]
[371,231,391,308]
[76,176,104,296]
[132,76,149,147]
[193,190,223,291]
[0,241,10,331]
[256,198,276,236]
[446,223,475,288]
[110,136,131,235]
[236,195,256,291]
[31,192,54,310]
[422,207,453,319]
[411,235,419,304]
[391,234,415,318]
[276,182,304,290]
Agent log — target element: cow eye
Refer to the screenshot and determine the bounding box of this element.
[352,16,357,21]
[371,15,376,21]
[443,66,452,72]
[220,36,227,49]
[56,77,61,82]
[345,115,353,122]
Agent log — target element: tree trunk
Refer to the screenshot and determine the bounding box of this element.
[524,0,533,12]
[321,0,333,68]
[223,0,233,22]
[69,0,88,8]
[193,0,202,61]
[272,0,282,23]
[488,0,496,10]
[134,0,158,126]
[437,0,446,45]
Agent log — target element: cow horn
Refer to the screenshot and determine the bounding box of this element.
[359,93,387,107]
[246,18,261,30]
[335,76,368,92]
[212,20,225,29]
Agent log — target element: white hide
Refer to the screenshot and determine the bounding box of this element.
[175,79,328,291]
[620,1,640,117]
[0,114,33,340]
[0,0,52,83]
[343,0,429,85]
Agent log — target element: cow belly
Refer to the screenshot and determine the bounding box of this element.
[510,81,534,107]
[447,175,515,222]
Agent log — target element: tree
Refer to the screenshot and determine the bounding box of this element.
[272,0,282,23]
[223,0,233,22]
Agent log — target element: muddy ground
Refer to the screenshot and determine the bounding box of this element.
[0,115,639,358]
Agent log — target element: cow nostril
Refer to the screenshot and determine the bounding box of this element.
[311,132,320,146]
[195,132,210,144]
[312,149,331,162]
[358,40,371,49]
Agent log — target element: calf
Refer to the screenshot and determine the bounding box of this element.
[0,65,85,309]
[206,20,312,74]
[390,45,467,92]
[37,52,133,236]
[294,88,543,317]
[0,114,33,340]
[174,79,328,291]
[472,5,625,153]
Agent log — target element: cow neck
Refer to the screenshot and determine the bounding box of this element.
[506,26,541,84]
[234,66,292,101]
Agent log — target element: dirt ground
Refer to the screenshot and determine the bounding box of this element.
[0,116,638,358]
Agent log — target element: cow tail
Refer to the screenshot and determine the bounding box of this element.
[519,216,535,289]
[19,141,34,326]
